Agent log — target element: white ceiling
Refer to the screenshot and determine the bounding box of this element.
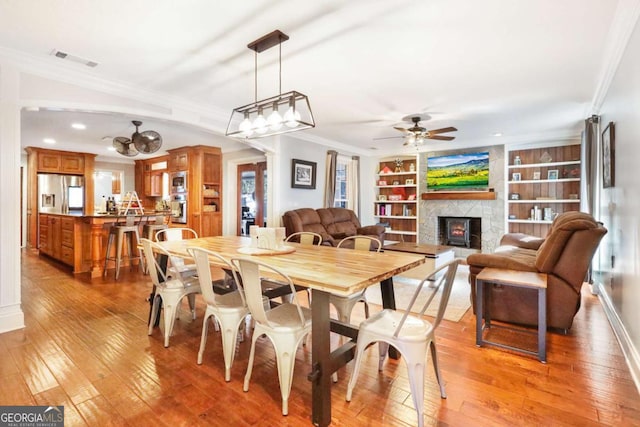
[0,0,628,160]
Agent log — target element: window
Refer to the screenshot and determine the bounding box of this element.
[333,155,359,212]
[333,158,348,208]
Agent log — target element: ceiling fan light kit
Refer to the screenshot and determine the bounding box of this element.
[393,115,458,148]
[226,30,315,139]
[112,120,163,157]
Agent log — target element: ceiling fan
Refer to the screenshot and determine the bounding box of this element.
[112,120,163,156]
[376,114,457,146]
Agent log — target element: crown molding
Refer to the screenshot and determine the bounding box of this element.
[589,0,640,114]
[0,46,230,129]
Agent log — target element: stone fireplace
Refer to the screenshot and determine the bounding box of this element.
[418,145,505,255]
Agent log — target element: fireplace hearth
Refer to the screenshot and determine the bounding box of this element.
[438,216,481,250]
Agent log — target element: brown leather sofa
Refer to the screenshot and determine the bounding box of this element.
[466,211,607,331]
[282,207,385,247]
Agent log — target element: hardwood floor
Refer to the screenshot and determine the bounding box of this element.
[1,249,639,426]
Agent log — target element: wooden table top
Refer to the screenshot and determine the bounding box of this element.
[160,235,425,297]
[382,242,455,257]
[476,267,547,289]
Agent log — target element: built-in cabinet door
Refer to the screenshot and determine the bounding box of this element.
[61,155,84,173]
[38,153,62,173]
[236,162,266,235]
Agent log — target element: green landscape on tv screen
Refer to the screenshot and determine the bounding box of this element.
[427,152,489,191]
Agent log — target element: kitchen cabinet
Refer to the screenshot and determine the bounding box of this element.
[38,214,82,270]
[25,147,96,249]
[191,146,222,237]
[36,151,85,174]
[374,156,418,242]
[168,149,189,172]
[111,172,122,195]
[507,143,581,237]
[135,156,168,203]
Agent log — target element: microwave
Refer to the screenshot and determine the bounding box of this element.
[170,171,187,194]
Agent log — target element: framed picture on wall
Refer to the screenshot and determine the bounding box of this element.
[602,121,615,188]
[291,159,317,189]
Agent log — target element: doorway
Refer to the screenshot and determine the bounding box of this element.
[237,162,267,236]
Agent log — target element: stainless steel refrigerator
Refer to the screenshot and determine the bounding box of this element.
[37,174,85,214]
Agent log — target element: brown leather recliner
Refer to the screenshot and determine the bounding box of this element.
[282,207,385,247]
[466,211,607,331]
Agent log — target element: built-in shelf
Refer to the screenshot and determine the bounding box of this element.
[374,200,417,204]
[421,191,497,200]
[508,199,580,204]
[507,160,580,169]
[509,178,580,184]
[508,219,553,224]
[375,215,417,219]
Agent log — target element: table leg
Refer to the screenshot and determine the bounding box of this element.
[379,277,400,360]
[538,288,547,363]
[310,289,331,427]
[476,279,483,346]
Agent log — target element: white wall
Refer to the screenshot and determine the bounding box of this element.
[598,16,640,387]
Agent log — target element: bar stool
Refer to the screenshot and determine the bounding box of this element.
[140,215,168,274]
[103,216,142,280]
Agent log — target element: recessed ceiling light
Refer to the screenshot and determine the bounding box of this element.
[71,123,86,130]
[493,132,503,137]
[43,138,56,144]
[107,146,116,151]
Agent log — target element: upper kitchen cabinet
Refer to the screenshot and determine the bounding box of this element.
[168,148,189,172]
[28,147,90,174]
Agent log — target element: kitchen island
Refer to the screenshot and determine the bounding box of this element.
[38,211,171,279]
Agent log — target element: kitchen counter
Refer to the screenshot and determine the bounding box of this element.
[38,211,173,279]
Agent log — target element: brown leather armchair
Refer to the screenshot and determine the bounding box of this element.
[282,207,385,247]
[466,211,607,331]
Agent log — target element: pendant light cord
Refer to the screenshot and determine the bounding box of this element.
[254,50,258,104]
[279,40,282,96]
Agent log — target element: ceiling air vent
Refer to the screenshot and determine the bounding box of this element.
[50,49,98,68]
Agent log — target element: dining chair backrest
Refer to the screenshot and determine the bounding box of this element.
[337,235,382,252]
[232,258,306,327]
[285,231,323,246]
[155,227,198,241]
[187,247,244,308]
[394,259,459,338]
[140,238,168,287]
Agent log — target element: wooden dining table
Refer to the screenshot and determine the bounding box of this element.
[159,235,424,427]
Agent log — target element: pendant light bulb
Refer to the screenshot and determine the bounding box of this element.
[268,102,283,131]
[239,112,254,137]
[284,97,301,128]
[253,108,268,134]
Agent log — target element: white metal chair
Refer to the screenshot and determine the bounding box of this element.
[284,231,322,305]
[346,260,460,427]
[285,231,323,246]
[232,257,312,416]
[329,235,382,323]
[141,238,201,347]
[155,227,198,241]
[187,247,249,381]
[154,227,198,279]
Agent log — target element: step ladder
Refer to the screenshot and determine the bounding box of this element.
[119,191,144,215]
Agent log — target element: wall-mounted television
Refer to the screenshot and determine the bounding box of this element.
[427,151,489,191]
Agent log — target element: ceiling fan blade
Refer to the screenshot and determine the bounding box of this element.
[427,135,456,141]
[373,136,403,141]
[134,130,163,154]
[393,126,409,133]
[427,126,458,135]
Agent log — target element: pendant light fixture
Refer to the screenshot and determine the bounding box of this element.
[226,30,315,139]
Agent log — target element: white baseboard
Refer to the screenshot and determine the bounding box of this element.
[596,282,640,394]
[0,306,25,334]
